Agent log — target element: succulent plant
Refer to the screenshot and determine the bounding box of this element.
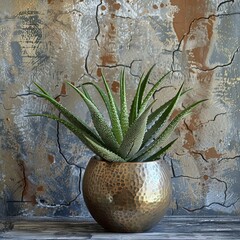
[29,66,206,163]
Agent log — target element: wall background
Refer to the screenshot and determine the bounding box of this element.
[0,0,240,218]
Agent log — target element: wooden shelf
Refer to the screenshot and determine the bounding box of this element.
[1,216,240,239]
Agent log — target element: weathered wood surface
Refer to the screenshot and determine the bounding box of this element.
[0,216,240,239]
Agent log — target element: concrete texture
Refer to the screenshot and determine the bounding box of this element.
[0,0,240,218]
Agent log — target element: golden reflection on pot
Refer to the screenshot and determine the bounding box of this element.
[83,156,172,233]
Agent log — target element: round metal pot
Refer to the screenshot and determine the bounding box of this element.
[82,156,172,233]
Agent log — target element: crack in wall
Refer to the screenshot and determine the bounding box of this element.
[218,154,240,163]
[196,112,227,127]
[36,114,85,208]
[6,161,29,204]
[150,85,173,99]
[18,161,27,202]
[217,0,235,11]
[84,49,96,80]
[171,12,240,72]
[210,176,228,204]
[94,0,103,47]
[170,158,176,177]
[32,112,86,208]
[191,151,208,162]
[96,59,142,69]
[183,198,239,212]
[193,47,239,72]
[183,119,193,134]
[172,174,228,211]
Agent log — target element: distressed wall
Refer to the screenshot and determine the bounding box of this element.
[0,0,240,218]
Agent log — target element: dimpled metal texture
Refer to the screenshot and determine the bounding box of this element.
[83,156,172,233]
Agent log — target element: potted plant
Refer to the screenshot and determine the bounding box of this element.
[28,66,206,232]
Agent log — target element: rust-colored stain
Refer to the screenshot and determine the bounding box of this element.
[197,72,214,87]
[113,2,121,10]
[203,175,208,180]
[48,154,55,164]
[97,68,102,77]
[186,113,201,132]
[99,0,118,66]
[204,147,223,160]
[171,0,208,42]
[101,5,106,11]
[160,3,165,8]
[153,4,158,9]
[111,80,120,93]
[100,54,116,66]
[61,83,67,95]
[110,22,116,32]
[188,17,215,70]
[183,131,196,150]
[37,186,44,191]
[171,0,215,84]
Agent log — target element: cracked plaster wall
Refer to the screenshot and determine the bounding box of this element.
[0,0,240,218]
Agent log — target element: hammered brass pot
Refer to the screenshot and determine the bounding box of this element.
[82,156,172,233]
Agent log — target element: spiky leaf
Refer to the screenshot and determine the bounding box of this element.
[67,82,120,152]
[139,71,171,114]
[30,84,101,143]
[81,85,93,102]
[101,73,123,144]
[141,138,178,162]
[118,101,155,158]
[119,69,129,135]
[130,99,207,162]
[82,82,113,115]
[137,65,155,112]
[142,83,184,145]
[128,66,155,125]
[128,73,144,125]
[28,113,125,162]
[147,88,192,125]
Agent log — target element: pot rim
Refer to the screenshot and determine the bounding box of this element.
[91,155,164,165]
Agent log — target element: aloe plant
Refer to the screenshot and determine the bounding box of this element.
[28,66,206,163]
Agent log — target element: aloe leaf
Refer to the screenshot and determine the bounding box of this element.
[128,73,144,125]
[131,99,207,162]
[81,85,93,102]
[29,89,101,143]
[27,113,102,146]
[33,82,49,95]
[82,82,111,111]
[140,138,178,162]
[139,71,171,114]
[147,88,192,125]
[83,134,125,162]
[66,82,120,152]
[142,83,184,145]
[27,113,124,162]
[119,68,129,135]
[137,65,155,112]
[128,65,155,125]
[101,73,123,144]
[118,101,155,159]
